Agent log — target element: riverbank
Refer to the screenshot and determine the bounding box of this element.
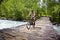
[0,17,57,40]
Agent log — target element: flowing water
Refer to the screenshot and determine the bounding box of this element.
[53,25,60,35]
[0,20,28,29]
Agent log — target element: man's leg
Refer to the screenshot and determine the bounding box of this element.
[33,22,35,28]
[26,23,32,30]
[33,25,35,28]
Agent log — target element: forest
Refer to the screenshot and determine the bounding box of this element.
[0,0,60,24]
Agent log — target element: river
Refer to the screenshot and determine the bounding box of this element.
[0,19,28,29]
[53,25,60,35]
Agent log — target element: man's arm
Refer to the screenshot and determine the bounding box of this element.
[27,11,31,17]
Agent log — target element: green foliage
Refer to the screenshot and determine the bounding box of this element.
[0,0,60,24]
[0,0,40,21]
[47,0,60,24]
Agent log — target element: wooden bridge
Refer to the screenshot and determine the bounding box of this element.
[0,17,58,40]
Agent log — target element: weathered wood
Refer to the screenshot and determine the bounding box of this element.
[0,17,58,40]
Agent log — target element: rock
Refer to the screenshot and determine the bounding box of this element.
[57,35,60,40]
[0,17,58,40]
